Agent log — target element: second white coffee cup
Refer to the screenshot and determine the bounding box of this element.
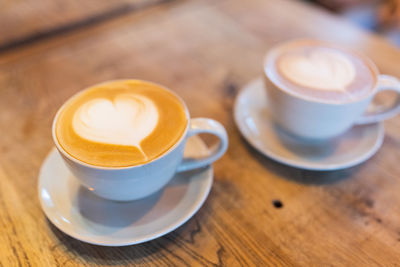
[264,39,400,140]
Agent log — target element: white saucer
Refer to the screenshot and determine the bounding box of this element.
[38,136,213,246]
[234,78,384,171]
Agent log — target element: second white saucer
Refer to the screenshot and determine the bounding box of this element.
[38,136,213,246]
[234,78,384,171]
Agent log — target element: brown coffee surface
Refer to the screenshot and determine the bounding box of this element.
[266,40,378,103]
[55,80,188,167]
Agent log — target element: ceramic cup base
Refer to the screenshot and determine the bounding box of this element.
[38,135,213,246]
[234,78,384,171]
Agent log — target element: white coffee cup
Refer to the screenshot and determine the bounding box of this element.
[264,41,400,140]
[52,91,228,202]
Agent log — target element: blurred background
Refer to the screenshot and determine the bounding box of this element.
[308,0,400,45]
[1,0,400,53]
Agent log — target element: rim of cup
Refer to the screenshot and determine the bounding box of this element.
[263,39,381,105]
[52,79,191,170]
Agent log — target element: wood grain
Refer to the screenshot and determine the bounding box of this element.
[1,0,400,265]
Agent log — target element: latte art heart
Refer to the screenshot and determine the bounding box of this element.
[279,49,356,91]
[72,94,159,157]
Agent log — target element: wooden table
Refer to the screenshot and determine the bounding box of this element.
[1,0,400,265]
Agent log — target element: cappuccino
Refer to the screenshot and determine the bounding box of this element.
[55,80,188,167]
[265,40,378,103]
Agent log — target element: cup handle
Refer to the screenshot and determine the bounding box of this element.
[176,118,228,172]
[355,74,400,125]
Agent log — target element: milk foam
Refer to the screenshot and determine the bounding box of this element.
[278,48,356,91]
[72,94,158,158]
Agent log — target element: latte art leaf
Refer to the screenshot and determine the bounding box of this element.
[72,94,159,157]
[279,49,356,91]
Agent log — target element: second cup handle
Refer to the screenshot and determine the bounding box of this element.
[356,74,400,125]
[176,118,228,173]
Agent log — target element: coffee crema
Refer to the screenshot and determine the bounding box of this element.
[55,80,188,167]
[265,40,378,103]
